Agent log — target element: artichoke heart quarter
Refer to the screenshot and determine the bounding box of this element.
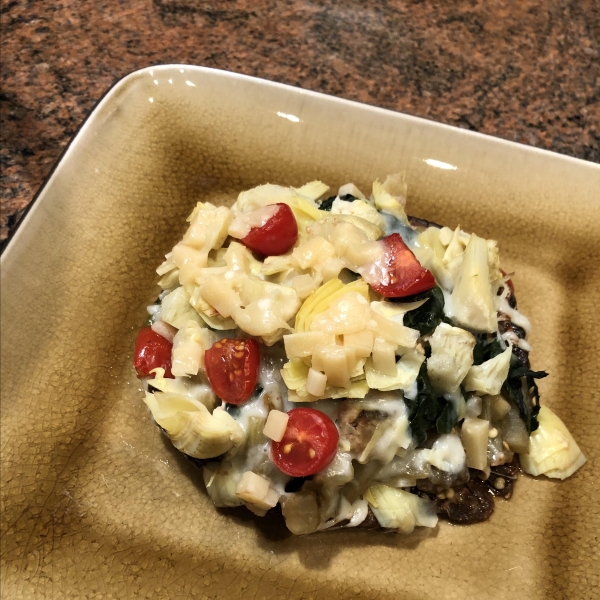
[520,406,586,480]
[144,392,244,459]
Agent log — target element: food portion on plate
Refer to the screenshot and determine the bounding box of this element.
[134,175,586,535]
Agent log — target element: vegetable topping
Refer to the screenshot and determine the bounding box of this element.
[272,408,339,476]
[362,233,436,298]
[239,203,299,256]
[136,174,585,536]
[134,326,174,378]
[204,339,260,405]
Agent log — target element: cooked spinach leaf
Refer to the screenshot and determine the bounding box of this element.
[400,286,449,336]
[473,337,547,432]
[405,362,455,445]
[502,361,548,433]
[436,399,459,434]
[472,337,505,365]
[318,193,359,211]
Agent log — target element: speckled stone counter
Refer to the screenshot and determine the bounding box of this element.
[1,0,599,241]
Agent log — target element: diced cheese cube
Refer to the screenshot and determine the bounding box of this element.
[283,331,335,359]
[171,320,214,377]
[305,368,327,396]
[369,311,419,348]
[488,394,511,421]
[263,410,289,442]
[319,258,345,282]
[236,471,269,501]
[344,330,374,357]
[371,337,397,376]
[311,345,329,372]
[461,418,489,470]
[312,345,354,389]
[263,488,280,508]
[151,319,177,343]
[291,274,319,299]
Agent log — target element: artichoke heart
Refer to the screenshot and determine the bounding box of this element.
[372,177,409,224]
[330,198,386,230]
[520,406,586,479]
[295,278,369,333]
[160,286,204,330]
[427,323,476,393]
[448,233,497,333]
[148,368,216,411]
[365,349,424,392]
[144,392,244,459]
[463,345,511,395]
[364,484,438,533]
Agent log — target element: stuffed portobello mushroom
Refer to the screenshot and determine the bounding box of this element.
[134,175,586,535]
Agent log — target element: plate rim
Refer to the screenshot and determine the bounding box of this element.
[2,63,598,259]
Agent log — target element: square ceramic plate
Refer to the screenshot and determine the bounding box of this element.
[2,65,599,600]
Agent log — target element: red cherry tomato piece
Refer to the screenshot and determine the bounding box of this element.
[241,203,298,256]
[366,233,436,298]
[204,338,260,405]
[272,408,339,477]
[134,326,174,378]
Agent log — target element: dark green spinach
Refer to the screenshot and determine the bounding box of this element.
[503,358,548,433]
[474,337,547,432]
[318,193,358,211]
[436,398,459,435]
[472,337,505,365]
[405,362,458,444]
[400,286,449,336]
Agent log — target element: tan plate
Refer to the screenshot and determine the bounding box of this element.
[2,65,599,600]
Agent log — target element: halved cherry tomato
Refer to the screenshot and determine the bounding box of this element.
[366,233,435,298]
[272,408,339,477]
[204,338,260,405]
[134,326,174,378]
[241,203,298,256]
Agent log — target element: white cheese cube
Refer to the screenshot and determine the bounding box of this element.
[305,368,327,396]
[283,331,335,359]
[151,320,177,343]
[319,257,345,281]
[371,337,397,376]
[368,311,419,349]
[291,274,319,299]
[312,345,354,389]
[263,488,280,508]
[235,471,278,510]
[343,330,374,358]
[461,418,489,470]
[171,320,211,377]
[262,410,289,442]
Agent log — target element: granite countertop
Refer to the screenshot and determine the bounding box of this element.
[2,0,599,242]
